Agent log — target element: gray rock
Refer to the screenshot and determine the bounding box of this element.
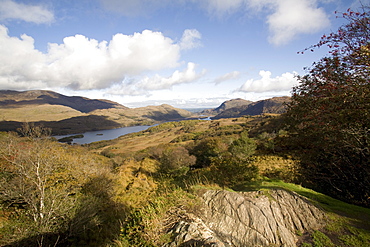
[164,189,326,247]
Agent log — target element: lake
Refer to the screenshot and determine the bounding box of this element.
[53,125,152,144]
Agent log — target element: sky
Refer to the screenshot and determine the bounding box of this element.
[0,0,364,108]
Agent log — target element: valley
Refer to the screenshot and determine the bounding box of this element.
[0,90,193,135]
[0,90,290,135]
[1,90,369,247]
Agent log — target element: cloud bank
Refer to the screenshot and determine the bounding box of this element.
[238,70,298,93]
[0,0,54,24]
[208,0,331,45]
[0,25,201,91]
[107,62,206,95]
[100,0,331,46]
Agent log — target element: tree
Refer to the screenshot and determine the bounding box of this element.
[0,124,117,245]
[190,137,229,168]
[286,7,370,206]
[228,131,257,160]
[210,132,258,187]
[0,131,77,234]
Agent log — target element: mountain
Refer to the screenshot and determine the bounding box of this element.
[0,90,192,135]
[0,90,125,113]
[213,96,291,119]
[200,98,252,116]
[240,96,291,115]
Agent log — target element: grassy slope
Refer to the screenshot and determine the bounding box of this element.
[252,180,370,247]
[90,104,192,128]
[0,92,193,135]
[86,116,370,247]
[0,105,191,125]
[1,115,368,246]
[0,104,86,122]
[87,117,249,155]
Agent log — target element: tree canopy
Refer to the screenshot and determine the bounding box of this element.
[286,6,370,206]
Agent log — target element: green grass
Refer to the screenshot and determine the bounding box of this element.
[117,184,201,246]
[238,179,370,247]
[241,179,370,219]
[311,230,334,247]
[81,115,370,246]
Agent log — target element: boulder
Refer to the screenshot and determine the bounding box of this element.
[164,189,326,247]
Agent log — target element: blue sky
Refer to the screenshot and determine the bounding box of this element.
[0,0,362,108]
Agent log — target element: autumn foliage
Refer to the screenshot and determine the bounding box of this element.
[286,6,370,206]
[0,125,124,246]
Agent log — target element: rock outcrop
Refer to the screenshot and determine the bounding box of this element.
[164,189,326,247]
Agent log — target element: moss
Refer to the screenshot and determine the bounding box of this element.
[339,226,370,247]
[301,243,312,247]
[312,230,334,247]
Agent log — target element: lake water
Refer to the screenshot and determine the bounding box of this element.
[53,125,152,144]
[53,117,212,145]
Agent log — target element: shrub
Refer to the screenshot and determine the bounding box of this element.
[207,132,258,187]
[159,146,196,176]
[190,137,229,168]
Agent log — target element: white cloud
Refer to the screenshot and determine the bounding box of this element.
[179,29,202,50]
[0,26,202,91]
[0,25,46,89]
[265,0,330,45]
[137,62,205,90]
[214,71,240,84]
[200,0,331,45]
[107,62,206,95]
[0,0,54,24]
[238,70,298,93]
[98,0,330,45]
[45,30,180,90]
[207,0,330,45]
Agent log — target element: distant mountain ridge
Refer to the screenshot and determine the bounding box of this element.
[200,98,252,116]
[0,90,291,134]
[0,90,192,135]
[208,96,291,119]
[240,96,291,115]
[0,90,126,113]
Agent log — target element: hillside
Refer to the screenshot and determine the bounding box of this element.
[2,117,370,247]
[86,117,370,247]
[0,91,291,135]
[0,90,192,135]
[213,96,291,119]
[0,90,125,113]
[200,98,252,116]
